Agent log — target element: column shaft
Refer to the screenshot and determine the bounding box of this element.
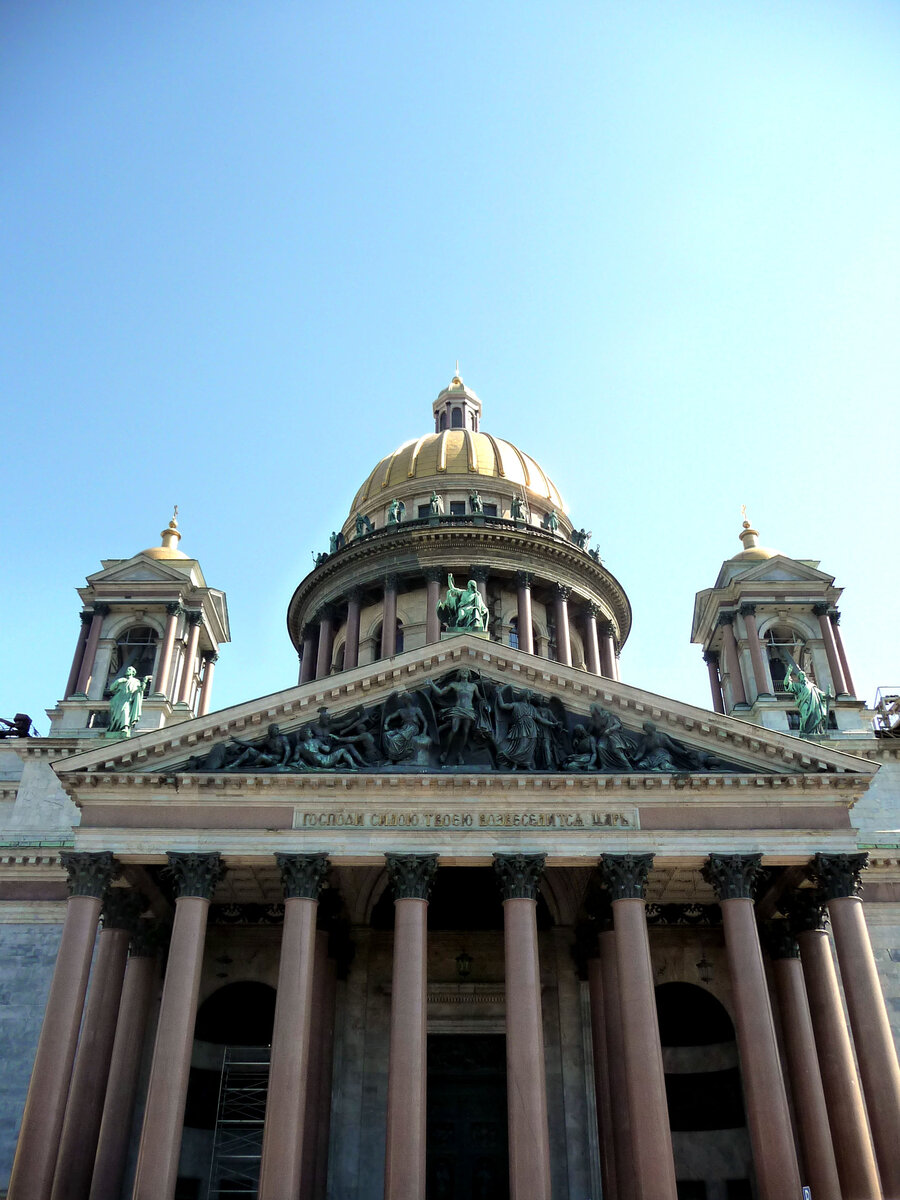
[706,655,725,714]
[425,576,441,644]
[313,958,337,1200]
[64,618,91,699]
[503,897,552,1200]
[742,608,770,697]
[8,895,103,1200]
[258,897,319,1200]
[516,579,534,654]
[131,897,211,1200]
[828,896,900,1195]
[720,621,747,706]
[316,611,334,679]
[771,955,841,1200]
[832,618,856,697]
[177,618,201,705]
[719,898,800,1199]
[74,611,105,696]
[196,655,216,717]
[613,898,677,1200]
[299,629,317,684]
[817,611,848,695]
[599,628,616,679]
[598,929,636,1200]
[153,609,180,697]
[384,899,428,1200]
[797,929,882,1198]
[584,611,601,675]
[51,926,131,1200]
[554,590,572,667]
[89,954,158,1200]
[381,583,398,658]
[586,957,617,1200]
[344,592,362,668]
[300,932,329,1200]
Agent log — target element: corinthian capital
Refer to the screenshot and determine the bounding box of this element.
[277,852,331,900]
[493,853,546,901]
[598,853,653,900]
[60,851,119,900]
[386,853,439,901]
[814,852,868,900]
[165,851,224,900]
[703,853,763,901]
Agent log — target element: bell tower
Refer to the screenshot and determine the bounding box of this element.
[691,518,868,737]
[47,512,230,738]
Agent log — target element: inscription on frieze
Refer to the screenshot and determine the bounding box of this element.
[292,807,637,830]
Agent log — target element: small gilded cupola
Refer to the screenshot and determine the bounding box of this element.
[432,365,482,433]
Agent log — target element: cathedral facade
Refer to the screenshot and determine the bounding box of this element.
[1,374,899,1200]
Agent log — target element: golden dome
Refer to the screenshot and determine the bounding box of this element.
[731,520,778,563]
[139,510,189,560]
[348,429,567,514]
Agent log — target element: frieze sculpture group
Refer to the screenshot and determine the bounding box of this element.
[181,668,744,775]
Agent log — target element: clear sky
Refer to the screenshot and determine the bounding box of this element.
[3,1,899,732]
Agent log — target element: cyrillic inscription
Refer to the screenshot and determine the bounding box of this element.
[293,808,634,830]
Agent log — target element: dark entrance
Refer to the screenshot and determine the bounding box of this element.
[426,1034,509,1200]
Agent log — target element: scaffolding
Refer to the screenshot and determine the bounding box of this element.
[206,1046,271,1199]
[874,688,900,737]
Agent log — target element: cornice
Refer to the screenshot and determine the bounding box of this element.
[287,522,631,648]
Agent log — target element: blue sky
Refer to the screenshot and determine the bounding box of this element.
[3,1,899,731]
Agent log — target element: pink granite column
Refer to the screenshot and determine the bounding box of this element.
[765,920,841,1200]
[586,951,618,1200]
[717,613,747,707]
[315,607,335,679]
[176,611,202,705]
[384,854,438,1200]
[814,608,849,696]
[425,571,442,644]
[471,566,489,606]
[196,652,217,717]
[64,613,92,699]
[598,928,637,1200]
[790,892,882,1199]
[153,604,181,698]
[299,626,317,684]
[705,855,801,1200]
[554,585,572,667]
[704,652,725,714]
[300,931,330,1200]
[344,588,362,668]
[740,604,772,698]
[312,954,337,1200]
[831,613,857,697]
[74,605,109,696]
[600,854,677,1200]
[598,623,616,679]
[89,924,160,1200]
[51,890,144,1200]
[817,854,900,1196]
[381,577,398,658]
[494,854,552,1200]
[583,605,601,675]
[131,852,223,1200]
[515,572,534,654]
[8,852,118,1200]
[259,853,330,1200]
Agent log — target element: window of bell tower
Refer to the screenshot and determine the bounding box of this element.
[764,626,816,693]
[105,625,159,694]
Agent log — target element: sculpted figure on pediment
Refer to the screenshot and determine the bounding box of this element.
[380,692,436,765]
[495,686,560,770]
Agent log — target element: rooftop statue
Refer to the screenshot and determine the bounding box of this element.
[107,666,151,738]
[571,527,592,550]
[510,495,526,520]
[387,498,406,525]
[429,491,444,516]
[781,650,831,737]
[436,573,489,633]
[329,530,346,553]
[469,489,484,514]
[543,510,559,534]
[355,512,375,538]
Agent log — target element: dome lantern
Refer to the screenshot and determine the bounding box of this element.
[432,365,482,433]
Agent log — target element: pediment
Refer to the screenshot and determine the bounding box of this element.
[55,637,876,782]
[87,556,193,585]
[717,555,834,588]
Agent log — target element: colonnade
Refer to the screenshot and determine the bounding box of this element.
[298,570,622,683]
[707,605,856,711]
[63,605,216,714]
[9,850,899,1200]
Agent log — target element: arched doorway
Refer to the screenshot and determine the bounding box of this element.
[180,982,276,1200]
[655,982,753,1200]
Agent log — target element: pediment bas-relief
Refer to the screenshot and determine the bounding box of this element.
[175,668,752,776]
